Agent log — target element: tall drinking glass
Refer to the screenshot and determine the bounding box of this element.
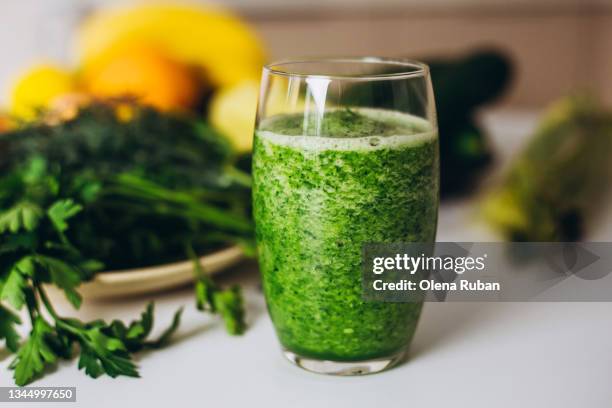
[252,58,439,375]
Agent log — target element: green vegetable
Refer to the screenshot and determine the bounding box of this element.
[190,246,245,335]
[427,50,512,195]
[1,103,254,269]
[0,305,21,352]
[483,96,612,241]
[0,104,250,385]
[0,190,181,385]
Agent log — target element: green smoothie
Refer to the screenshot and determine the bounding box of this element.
[252,108,438,361]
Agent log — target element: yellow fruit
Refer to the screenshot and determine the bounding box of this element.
[210,80,259,152]
[210,79,305,152]
[11,64,76,120]
[83,47,200,111]
[77,4,266,88]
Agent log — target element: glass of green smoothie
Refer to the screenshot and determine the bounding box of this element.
[252,58,439,375]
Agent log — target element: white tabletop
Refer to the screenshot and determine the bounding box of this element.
[1,110,611,407]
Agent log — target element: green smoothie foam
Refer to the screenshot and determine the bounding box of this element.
[253,108,438,361]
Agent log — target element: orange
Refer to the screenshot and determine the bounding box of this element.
[83,46,200,111]
[77,4,265,88]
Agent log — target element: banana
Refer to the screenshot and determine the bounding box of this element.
[77,4,266,88]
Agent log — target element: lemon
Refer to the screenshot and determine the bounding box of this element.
[210,80,259,152]
[210,79,306,152]
[11,64,76,120]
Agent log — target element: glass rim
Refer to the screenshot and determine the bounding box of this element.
[263,57,429,81]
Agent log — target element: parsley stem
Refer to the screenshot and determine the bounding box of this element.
[26,299,37,328]
[225,166,252,188]
[36,286,59,321]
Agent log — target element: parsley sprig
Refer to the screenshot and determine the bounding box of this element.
[0,105,248,385]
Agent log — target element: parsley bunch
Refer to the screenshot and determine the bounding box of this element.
[0,105,250,385]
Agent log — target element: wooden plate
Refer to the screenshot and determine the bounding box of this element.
[78,246,244,299]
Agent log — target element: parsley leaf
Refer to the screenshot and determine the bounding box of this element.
[106,302,183,351]
[0,304,21,352]
[34,255,83,308]
[212,286,245,335]
[78,347,106,378]
[190,247,246,335]
[0,257,34,310]
[0,202,43,234]
[106,303,155,351]
[60,320,139,379]
[47,199,83,234]
[145,307,183,349]
[10,317,58,386]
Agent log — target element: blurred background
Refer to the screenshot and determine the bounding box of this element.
[1,0,611,107]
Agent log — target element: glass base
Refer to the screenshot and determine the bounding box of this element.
[282,349,406,376]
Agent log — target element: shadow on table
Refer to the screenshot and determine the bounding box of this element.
[409,302,500,361]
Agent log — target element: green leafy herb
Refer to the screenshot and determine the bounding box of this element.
[190,246,245,335]
[10,317,58,385]
[0,202,43,234]
[0,304,21,352]
[1,103,254,270]
[47,199,82,235]
[0,104,250,385]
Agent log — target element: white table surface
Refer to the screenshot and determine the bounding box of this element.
[1,110,611,407]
